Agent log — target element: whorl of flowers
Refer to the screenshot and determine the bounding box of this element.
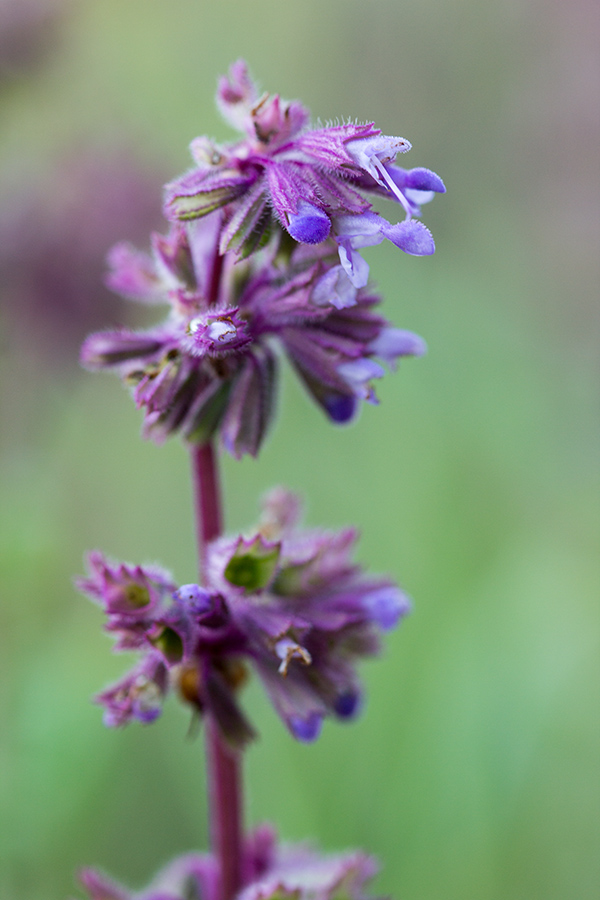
[165,59,445,274]
[78,825,381,900]
[77,489,410,746]
[81,59,442,458]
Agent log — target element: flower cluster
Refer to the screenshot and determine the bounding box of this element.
[81,59,442,458]
[166,59,445,280]
[78,825,380,900]
[81,216,425,457]
[77,490,410,745]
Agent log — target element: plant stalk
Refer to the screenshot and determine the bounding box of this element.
[191,442,243,900]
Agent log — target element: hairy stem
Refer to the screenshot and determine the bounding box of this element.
[191,443,243,900]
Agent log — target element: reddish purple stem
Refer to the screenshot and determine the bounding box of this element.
[191,442,244,900]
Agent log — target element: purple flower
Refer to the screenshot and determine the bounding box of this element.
[95,655,169,728]
[334,211,436,289]
[0,147,165,368]
[82,221,425,457]
[78,491,410,745]
[79,826,379,900]
[201,490,411,742]
[0,0,65,80]
[164,60,444,267]
[76,552,178,651]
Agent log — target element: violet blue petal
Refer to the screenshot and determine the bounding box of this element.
[337,239,370,289]
[334,689,362,719]
[337,357,384,402]
[383,219,435,256]
[173,583,214,616]
[368,327,427,367]
[289,712,323,742]
[324,393,357,424]
[312,264,357,310]
[402,166,446,193]
[287,201,331,245]
[361,586,411,630]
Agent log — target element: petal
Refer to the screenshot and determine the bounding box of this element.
[289,712,323,742]
[337,241,370,289]
[312,265,358,310]
[173,584,215,616]
[287,201,331,245]
[368,327,427,366]
[403,166,446,193]
[333,689,362,719]
[334,211,386,248]
[383,219,435,256]
[361,586,411,630]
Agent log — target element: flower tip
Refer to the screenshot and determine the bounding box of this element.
[289,712,323,742]
[405,167,446,194]
[174,583,213,616]
[334,690,361,720]
[363,587,411,631]
[324,393,357,424]
[385,219,436,256]
[287,202,331,245]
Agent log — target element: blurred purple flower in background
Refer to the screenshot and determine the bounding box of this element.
[0,147,165,370]
[0,0,66,80]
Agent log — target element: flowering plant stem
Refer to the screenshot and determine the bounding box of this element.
[192,441,243,900]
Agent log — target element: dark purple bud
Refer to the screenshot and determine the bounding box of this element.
[174,583,214,615]
[287,202,331,245]
[289,712,323,742]
[334,690,361,719]
[324,393,357,423]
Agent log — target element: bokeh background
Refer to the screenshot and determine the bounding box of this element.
[1,1,598,898]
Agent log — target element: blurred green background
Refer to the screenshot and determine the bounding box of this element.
[1,1,598,898]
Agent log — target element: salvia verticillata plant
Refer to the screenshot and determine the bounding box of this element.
[73,61,444,900]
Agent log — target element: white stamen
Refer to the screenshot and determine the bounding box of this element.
[207,319,237,343]
[275,638,312,676]
[373,158,412,218]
